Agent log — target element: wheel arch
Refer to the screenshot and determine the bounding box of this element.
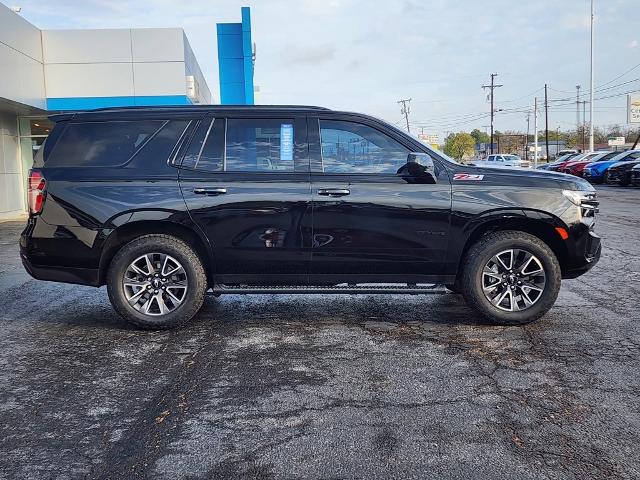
[98,220,213,286]
[455,211,570,280]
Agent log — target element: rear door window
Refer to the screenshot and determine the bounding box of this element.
[180,118,303,173]
[225,119,296,172]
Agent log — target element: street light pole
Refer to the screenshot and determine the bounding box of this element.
[589,0,595,151]
[534,98,539,168]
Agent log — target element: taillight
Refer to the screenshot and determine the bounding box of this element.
[28,169,46,215]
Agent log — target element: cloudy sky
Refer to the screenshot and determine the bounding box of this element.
[15,0,640,139]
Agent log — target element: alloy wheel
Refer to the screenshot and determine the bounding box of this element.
[123,253,188,316]
[481,249,546,312]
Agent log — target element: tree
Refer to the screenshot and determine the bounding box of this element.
[470,128,490,145]
[444,132,476,160]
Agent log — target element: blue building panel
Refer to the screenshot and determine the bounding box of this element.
[47,95,191,111]
[217,7,254,105]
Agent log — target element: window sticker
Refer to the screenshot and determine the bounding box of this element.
[280,124,294,161]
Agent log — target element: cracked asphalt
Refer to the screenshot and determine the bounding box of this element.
[1,185,639,480]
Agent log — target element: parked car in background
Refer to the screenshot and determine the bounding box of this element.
[549,152,599,172]
[631,163,640,186]
[560,151,618,176]
[471,154,531,168]
[556,149,578,158]
[604,152,640,186]
[584,150,640,184]
[537,153,580,170]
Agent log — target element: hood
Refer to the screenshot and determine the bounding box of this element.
[452,164,593,191]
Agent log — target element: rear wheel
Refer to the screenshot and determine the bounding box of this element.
[460,231,561,325]
[107,234,207,329]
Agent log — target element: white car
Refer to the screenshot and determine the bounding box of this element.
[472,154,531,169]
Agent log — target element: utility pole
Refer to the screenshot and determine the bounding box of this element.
[398,98,412,133]
[482,73,503,154]
[584,101,587,150]
[589,0,595,151]
[576,85,581,131]
[544,84,550,160]
[534,98,539,168]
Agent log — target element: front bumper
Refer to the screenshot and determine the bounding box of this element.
[562,229,601,279]
[582,169,604,182]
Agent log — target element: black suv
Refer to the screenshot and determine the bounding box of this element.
[20,105,601,329]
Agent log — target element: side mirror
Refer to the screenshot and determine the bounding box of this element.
[397,152,437,184]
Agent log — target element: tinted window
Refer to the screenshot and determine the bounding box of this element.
[197,119,225,171]
[180,118,225,171]
[226,119,295,172]
[319,120,409,174]
[47,120,165,167]
[599,152,619,161]
[487,156,495,161]
[133,120,189,170]
[181,119,212,170]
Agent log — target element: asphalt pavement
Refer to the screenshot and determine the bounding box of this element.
[0,185,639,480]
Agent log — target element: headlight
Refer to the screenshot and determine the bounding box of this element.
[562,189,599,215]
[562,190,586,206]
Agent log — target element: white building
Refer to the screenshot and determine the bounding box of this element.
[0,2,212,220]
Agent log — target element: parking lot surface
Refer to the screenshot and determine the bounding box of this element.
[1,186,639,480]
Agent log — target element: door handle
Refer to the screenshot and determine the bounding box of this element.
[193,187,227,196]
[317,188,350,197]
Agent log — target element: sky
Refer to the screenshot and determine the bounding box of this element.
[13,0,640,141]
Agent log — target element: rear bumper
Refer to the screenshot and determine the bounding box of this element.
[21,252,100,286]
[20,222,101,287]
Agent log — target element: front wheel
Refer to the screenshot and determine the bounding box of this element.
[460,231,561,325]
[107,234,208,329]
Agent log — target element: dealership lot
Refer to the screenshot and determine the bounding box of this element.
[0,186,639,480]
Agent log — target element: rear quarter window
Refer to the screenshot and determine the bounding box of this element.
[46,120,167,167]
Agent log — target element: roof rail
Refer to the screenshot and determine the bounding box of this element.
[86,104,331,113]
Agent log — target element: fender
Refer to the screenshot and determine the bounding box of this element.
[444,207,569,277]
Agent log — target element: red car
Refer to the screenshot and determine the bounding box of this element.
[548,152,593,171]
[560,151,619,176]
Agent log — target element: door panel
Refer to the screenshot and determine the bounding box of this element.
[180,172,312,283]
[178,116,312,285]
[311,174,451,280]
[309,116,452,282]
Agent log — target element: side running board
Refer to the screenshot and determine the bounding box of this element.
[211,283,450,295]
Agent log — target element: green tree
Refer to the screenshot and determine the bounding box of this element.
[470,128,490,145]
[444,132,476,160]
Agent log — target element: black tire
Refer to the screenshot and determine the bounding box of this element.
[620,173,630,187]
[460,231,561,325]
[107,234,207,330]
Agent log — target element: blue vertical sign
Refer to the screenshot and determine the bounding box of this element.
[280,124,294,161]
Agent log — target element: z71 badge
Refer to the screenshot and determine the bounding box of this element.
[453,173,484,181]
